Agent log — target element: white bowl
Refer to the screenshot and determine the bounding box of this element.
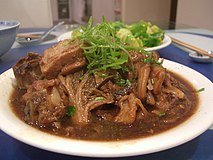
[0,20,20,57]
[57,31,172,52]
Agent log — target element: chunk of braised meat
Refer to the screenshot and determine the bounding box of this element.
[93,71,113,88]
[146,51,160,62]
[155,92,178,112]
[127,50,144,80]
[128,50,145,63]
[22,79,69,127]
[59,73,114,125]
[163,72,185,99]
[13,52,43,89]
[137,63,151,101]
[129,50,160,63]
[73,73,114,125]
[146,90,155,105]
[115,93,148,124]
[136,62,166,105]
[150,64,166,95]
[127,51,160,80]
[153,90,189,123]
[151,72,186,118]
[40,40,86,79]
[60,58,87,75]
[100,80,132,102]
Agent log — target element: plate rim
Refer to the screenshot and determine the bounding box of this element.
[0,59,213,157]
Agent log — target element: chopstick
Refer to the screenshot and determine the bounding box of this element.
[16,34,42,39]
[170,37,213,58]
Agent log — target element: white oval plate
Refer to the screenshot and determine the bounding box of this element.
[0,60,213,158]
[57,31,171,52]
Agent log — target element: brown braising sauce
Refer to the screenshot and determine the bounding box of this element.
[10,71,199,141]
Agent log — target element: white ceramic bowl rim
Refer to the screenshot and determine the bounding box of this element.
[57,31,172,52]
[0,20,20,31]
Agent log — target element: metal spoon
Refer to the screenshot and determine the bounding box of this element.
[16,21,64,46]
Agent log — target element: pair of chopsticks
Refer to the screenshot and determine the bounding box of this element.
[16,34,42,39]
[170,37,213,58]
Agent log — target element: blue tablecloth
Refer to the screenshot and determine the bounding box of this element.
[0,42,213,160]
[159,44,213,82]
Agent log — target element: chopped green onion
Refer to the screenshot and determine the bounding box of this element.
[196,88,205,93]
[114,77,131,86]
[143,52,163,65]
[67,106,76,116]
[115,78,126,86]
[95,97,105,101]
[99,73,109,77]
[71,16,148,75]
[126,79,131,86]
[144,58,152,64]
[158,112,166,117]
[79,75,84,80]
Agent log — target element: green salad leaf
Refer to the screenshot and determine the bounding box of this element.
[111,20,165,48]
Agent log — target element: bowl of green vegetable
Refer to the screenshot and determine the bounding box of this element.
[57,19,171,51]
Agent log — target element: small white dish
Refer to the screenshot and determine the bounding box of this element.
[189,51,213,63]
[57,31,172,52]
[16,21,64,46]
[0,60,213,157]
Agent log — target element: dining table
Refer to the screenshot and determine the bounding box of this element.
[0,23,213,160]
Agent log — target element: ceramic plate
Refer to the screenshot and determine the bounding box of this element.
[57,31,171,52]
[0,60,213,157]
